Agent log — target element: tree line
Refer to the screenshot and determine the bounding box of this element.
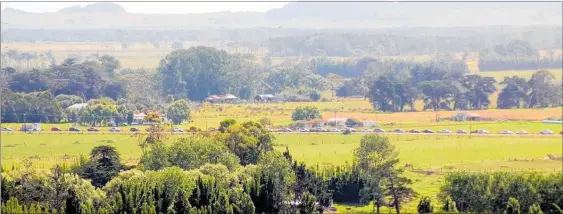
[478,40,562,71]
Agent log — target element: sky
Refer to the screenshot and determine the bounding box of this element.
[0,1,288,14]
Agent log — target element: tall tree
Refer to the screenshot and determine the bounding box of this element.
[527,70,556,108]
[166,99,191,125]
[497,76,529,109]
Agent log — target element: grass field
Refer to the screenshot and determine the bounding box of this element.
[2,132,561,212]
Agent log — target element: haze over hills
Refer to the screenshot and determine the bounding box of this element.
[1,2,561,30]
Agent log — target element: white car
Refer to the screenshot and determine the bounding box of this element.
[299,128,310,132]
[315,127,327,132]
[501,130,514,135]
[439,129,452,134]
[374,128,385,133]
[172,128,184,133]
[109,127,121,132]
[456,129,468,134]
[330,128,341,132]
[394,129,405,133]
[517,130,529,135]
[1,127,13,132]
[539,129,553,135]
[477,129,489,134]
[346,127,356,132]
[362,128,372,133]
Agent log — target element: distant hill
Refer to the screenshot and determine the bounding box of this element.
[0,2,561,29]
[58,3,126,13]
[2,7,26,13]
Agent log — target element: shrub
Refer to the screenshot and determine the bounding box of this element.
[291,106,322,121]
[417,196,434,214]
[441,196,458,213]
[506,197,521,214]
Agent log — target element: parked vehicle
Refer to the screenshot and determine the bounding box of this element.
[394,129,405,133]
[87,127,99,132]
[1,127,13,132]
[363,128,372,133]
[347,127,356,132]
[422,129,433,133]
[130,127,140,132]
[69,127,81,132]
[299,128,310,132]
[456,129,468,134]
[409,129,421,133]
[330,128,341,132]
[109,127,121,132]
[172,128,185,133]
[51,127,62,132]
[439,129,452,134]
[315,127,327,132]
[477,129,489,134]
[517,130,529,135]
[374,128,385,133]
[20,123,41,132]
[539,129,553,135]
[281,127,293,132]
[501,130,514,135]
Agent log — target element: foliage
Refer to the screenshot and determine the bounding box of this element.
[441,196,458,213]
[506,197,521,214]
[417,196,434,214]
[140,138,240,171]
[292,106,322,121]
[166,99,191,125]
[440,172,563,214]
[0,89,65,123]
[72,145,124,188]
[216,121,275,165]
[299,191,317,214]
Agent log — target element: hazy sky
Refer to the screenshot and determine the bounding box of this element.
[1,1,288,14]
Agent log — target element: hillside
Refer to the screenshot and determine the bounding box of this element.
[1,2,561,29]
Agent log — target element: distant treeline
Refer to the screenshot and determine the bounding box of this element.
[478,56,562,71]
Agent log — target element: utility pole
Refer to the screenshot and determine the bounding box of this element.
[469,124,472,139]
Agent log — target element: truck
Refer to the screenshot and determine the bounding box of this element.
[20,123,41,132]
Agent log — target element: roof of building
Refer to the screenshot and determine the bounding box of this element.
[305,119,326,124]
[66,103,88,110]
[328,117,348,122]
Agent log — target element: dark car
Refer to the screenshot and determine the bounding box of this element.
[51,127,62,131]
[409,129,421,133]
[87,127,99,132]
[422,129,434,133]
[69,127,81,132]
[130,127,140,132]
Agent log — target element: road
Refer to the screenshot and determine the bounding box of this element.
[1,130,561,138]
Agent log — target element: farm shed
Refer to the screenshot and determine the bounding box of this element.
[453,112,481,121]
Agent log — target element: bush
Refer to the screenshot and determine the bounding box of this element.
[417,196,434,214]
[259,117,272,127]
[528,204,543,214]
[441,196,458,213]
[506,197,521,214]
[309,91,321,101]
[291,106,322,121]
[345,118,361,127]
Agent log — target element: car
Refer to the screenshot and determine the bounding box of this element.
[374,128,385,133]
[456,129,468,134]
[438,129,452,134]
[394,129,405,133]
[477,129,489,134]
[517,130,529,135]
[281,127,293,132]
[363,128,372,133]
[1,127,13,132]
[51,127,62,132]
[120,123,129,126]
[314,127,327,132]
[172,128,185,133]
[109,127,121,132]
[130,127,140,132]
[268,128,275,132]
[409,129,421,133]
[501,130,514,135]
[299,128,310,132]
[422,129,433,133]
[87,127,99,132]
[330,128,341,132]
[69,127,81,132]
[539,129,553,135]
[347,127,356,132]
